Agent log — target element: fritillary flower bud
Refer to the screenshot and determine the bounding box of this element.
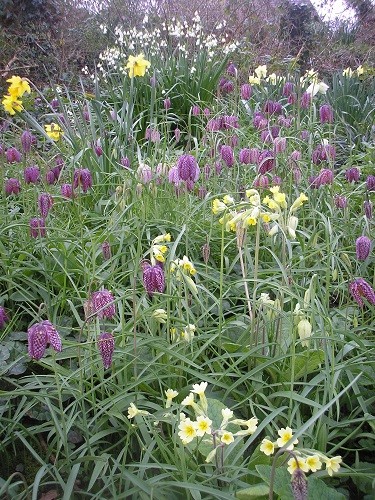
[282,81,294,96]
[142,261,165,297]
[240,83,252,99]
[29,217,46,238]
[0,306,8,329]
[201,243,210,264]
[163,98,171,110]
[221,145,235,168]
[356,236,371,261]
[101,241,111,260]
[38,193,53,218]
[121,156,130,169]
[94,145,103,157]
[98,332,115,369]
[300,92,311,109]
[24,166,40,184]
[50,98,59,110]
[27,320,62,360]
[73,168,92,193]
[366,175,375,191]
[191,105,200,116]
[227,61,237,77]
[90,289,116,319]
[45,170,56,185]
[291,468,308,500]
[364,200,373,219]
[21,130,34,153]
[174,128,181,142]
[345,167,360,183]
[6,147,22,163]
[319,104,334,124]
[5,178,21,195]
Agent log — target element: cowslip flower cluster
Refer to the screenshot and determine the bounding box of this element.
[260,428,342,476]
[178,382,258,464]
[2,75,31,115]
[170,324,196,343]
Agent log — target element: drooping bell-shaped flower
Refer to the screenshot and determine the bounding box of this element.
[356,236,371,261]
[366,175,375,191]
[0,306,8,329]
[98,332,115,369]
[345,167,360,183]
[5,178,21,195]
[73,168,92,193]
[101,241,111,261]
[29,217,46,238]
[319,104,334,124]
[221,145,235,168]
[61,183,74,199]
[240,83,252,99]
[24,165,40,184]
[142,261,165,297]
[90,289,116,319]
[257,150,275,174]
[28,320,62,360]
[364,200,373,219]
[38,193,53,218]
[21,130,34,153]
[6,147,22,163]
[177,154,200,182]
[349,278,375,307]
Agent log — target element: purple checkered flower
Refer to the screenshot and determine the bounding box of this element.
[101,241,111,260]
[164,98,171,110]
[356,236,371,261]
[24,166,41,184]
[366,175,375,191]
[345,167,360,183]
[38,193,53,218]
[334,195,348,209]
[21,130,34,153]
[221,145,235,168]
[316,168,334,187]
[291,468,307,500]
[5,178,21,195]
[142,261,165,297]
[30,217,46,238]
[177,154,200,182]
[364,200,373,219]
[300,92,311,109]
[319,104,334,124]
[28,320,62,360]
[61,183,74,199]
[257,150,275,174]
[98,332,115,369]
[6,147,22,163]
[349,278,375,308]
[227,61,237,77]
[73,168,92,193]
[240,83,252,99]
[282,81,294,96]
[45,170,56,185]
[90,289,116,319]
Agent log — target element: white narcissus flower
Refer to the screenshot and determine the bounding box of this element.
[287,215,299,239]
[305,80,329,96]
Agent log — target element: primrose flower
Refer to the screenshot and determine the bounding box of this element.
[324,456,342,476]
[6,75,31,98]
[178,418,198,444]
[125,53,151,77]
[196,415,212,436]
[181,324,196,342]
[306,454,322,472]
[152,308,168,323]
[153,233,171,244]
[287,457,309,474]
[221,431,234,445]
[276,427,298,450]
[45,123,63,141]
[220,408,234,428]
[191,382,208,396]
[260,438,275,456]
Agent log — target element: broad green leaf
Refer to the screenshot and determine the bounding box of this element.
[281,350,325,382]
[236,483,269,499]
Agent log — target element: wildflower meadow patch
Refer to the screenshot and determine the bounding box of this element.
[0,27,374,499]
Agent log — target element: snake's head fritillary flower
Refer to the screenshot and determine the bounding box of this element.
[21,130,34,153]
[177,154,200,182]
[240,83,252,99]
[24,165,40,184]
[345,167,360,183]
[319,103,334,123]
[282,81,294,96]
[73,168,92,193]
[101,241,111,261]
[29,217,46,238]
[0,306,8,329]
[349,278,375,307]
[90,289,116,319]
[38,193,53,218]
[291,467,308,499]
[28,320,62,360]
[6,147,22,163]
[364,200,373,219]
[257,150,275,174]
[98,332,115,369]
[220,145,235,168]
[142,262,165,297]
[5,178,21,195]
[61,183,74,199]
[356,236,371,261]
[366,175,375,191]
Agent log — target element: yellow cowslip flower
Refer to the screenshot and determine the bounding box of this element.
[195,415,212,437]
[127,403,149,419]
[271,190,287,209]
[290,193,308,213]
[223,194,235,205]
[276,427,298,450]
[356,65,364,76]
[152,308,168,323]
[287,457,309,474]
[343,67,353,77]
[180,255,196,275]
[266,72,277,85]
[165,388,179,408]
[233,417,258,436]
[263,195,280,211]
[153,233,171,244]
[255,64,267,79]
[260,438,275,456]
[45,123,63,141]
[178,418,197,444]
[249,74,261,85]
[152,244,168,263]
[212,198,227,214]
[125,53,151,77]
[244,216,257,227]
[2,94,23,115]
[6,75,31,98]
[306,454,322,472]
[221,431,234,445]
[261,213,271,223]
[324,456,342,476]
[297,318,312,347]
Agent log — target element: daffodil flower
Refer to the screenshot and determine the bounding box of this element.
[125,53,151,77]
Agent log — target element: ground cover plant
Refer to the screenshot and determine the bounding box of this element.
[0,19,374,499]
